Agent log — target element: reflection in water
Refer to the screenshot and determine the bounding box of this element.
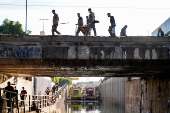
[68,102,101,113]
[66,102,126,113]
[50,101,128,113]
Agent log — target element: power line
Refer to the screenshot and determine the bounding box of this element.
[0,4,170,10]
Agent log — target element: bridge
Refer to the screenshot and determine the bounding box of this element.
[0,35,170,77]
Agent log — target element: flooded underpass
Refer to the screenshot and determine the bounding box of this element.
[49,102,128,113]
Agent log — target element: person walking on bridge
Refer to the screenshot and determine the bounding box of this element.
[120,25,128,37]
[52,10,61,35]
[107,13,116,37]
[157,28,164,36]
[86,8,97,36]
[76,13,84,36]
[86,16,91,35]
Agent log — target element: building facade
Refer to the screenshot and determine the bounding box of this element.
[152,17,170,36]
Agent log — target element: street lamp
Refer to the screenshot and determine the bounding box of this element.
[25,0,27,33]
[39,19,48,35]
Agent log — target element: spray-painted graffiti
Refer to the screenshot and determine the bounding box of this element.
[0,46,45,58]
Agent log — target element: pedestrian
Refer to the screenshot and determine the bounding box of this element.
[86,8,97,36]
[52,9,61,35]
[55,82,59,91]
[107,13,116,37]
[45,87,50,95]
[4,82,14,113]
[20,87,27,106]
[13,86,18,108]
[76,13,85,36]
[157,28,164,36]
[86,16,91,35]
[120,25,128,37]
[52,85,56,95]
[45,87,50,105]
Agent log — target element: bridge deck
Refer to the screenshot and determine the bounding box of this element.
[0,35,170,77]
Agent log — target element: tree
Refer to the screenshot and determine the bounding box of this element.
[103,77,109,81]
[165,33,169,36]
[0,19,31,35]
[51,77,59,83]
[59,77,72,85]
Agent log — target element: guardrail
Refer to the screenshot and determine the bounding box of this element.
[51,82,68,103]
[0,82,68,113]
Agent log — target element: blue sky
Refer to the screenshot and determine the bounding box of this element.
[0,0,170,36]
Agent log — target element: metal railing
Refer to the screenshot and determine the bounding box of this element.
[0,82,68,113]
[51,82,68,103]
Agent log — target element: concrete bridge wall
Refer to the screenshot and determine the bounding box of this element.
[126,78,170,113]
[99,77,128,112]
[0,73,12,84]
[100,77,170,113]
[0,35,170,59]
[0,35,170,77]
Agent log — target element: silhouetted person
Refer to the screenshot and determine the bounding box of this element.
[86,16,91,35]
[4,82,14,113]
[86,8,97,36]
[120,25,128,37]
[45,87,50,105]
[45,87,50,95]
[31,101,41,112]
[107,13,116,37]
[157,28,164,36]
[52,9,61,35]
[20,87,27,106]
[13,86,18,108]
[76,13,84,36]
[55,82,59,91]
[52,85,56,95]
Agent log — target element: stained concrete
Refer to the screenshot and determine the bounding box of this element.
[99,77,128,112]
[126,77,170,113]
[0,35,170,77]
[0,73,11,84]
[99,76,170,113]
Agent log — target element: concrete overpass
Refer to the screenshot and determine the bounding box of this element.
[0,35,170,77]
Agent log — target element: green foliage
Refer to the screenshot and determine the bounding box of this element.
[103,77,109,81]
[0,18,31,35]
[165,33,169,36]
[51,77,59,83]
[95,86,99,90]
[59,77,72,85]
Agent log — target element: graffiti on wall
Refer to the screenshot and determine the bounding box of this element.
[0,46,45,58]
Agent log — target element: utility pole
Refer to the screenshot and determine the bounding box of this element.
[25,0,27,33]
[39,19,48,33]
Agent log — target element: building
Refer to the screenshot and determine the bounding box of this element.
[76,81,100,88]
[152,17,170,36]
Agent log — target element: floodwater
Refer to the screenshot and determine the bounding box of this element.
[67,102,102,113]
[51,101,127,113]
